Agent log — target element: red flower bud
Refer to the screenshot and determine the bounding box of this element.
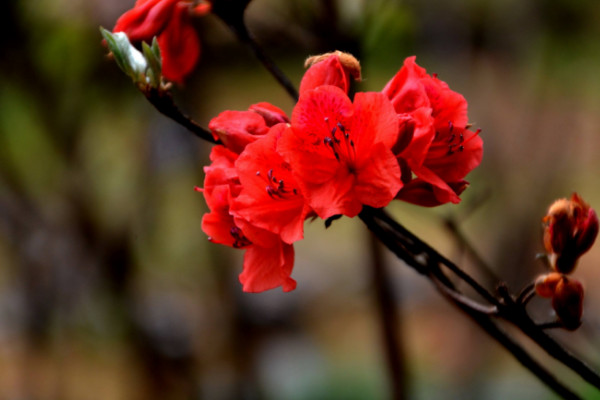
[299,51,361,95]
[534,272,563,298]
[551,277,584,331]
[543,193,598,274]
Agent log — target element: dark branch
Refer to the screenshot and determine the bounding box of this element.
[142,86,220,144]
[225,22,299,101]
[359,206,598,398]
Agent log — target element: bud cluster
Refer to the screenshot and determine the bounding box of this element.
[534,193,598,330]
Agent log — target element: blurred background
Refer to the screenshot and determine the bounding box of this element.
[1,0,600,398]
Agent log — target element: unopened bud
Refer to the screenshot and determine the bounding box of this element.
[100,27,164,89]
[304,51,362,81]
[551,277,584,330]
[299,51,362,95]
[543,193,598,274]
[534,272,563,298]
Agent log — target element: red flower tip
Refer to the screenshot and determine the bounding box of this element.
[300,51,361,95]
[191,1,212,15]
[113,0,206,84]
[543,193,598,274]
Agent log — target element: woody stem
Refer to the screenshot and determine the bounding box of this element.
[227,22,299,101]
[142,86,220,144]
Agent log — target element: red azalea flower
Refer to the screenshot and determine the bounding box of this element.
[199,144,297,292]
[113,0,210,83]
[382,56,483,206]
[231,124,311,244]
[208,102,289,154]
[279,85,401,219]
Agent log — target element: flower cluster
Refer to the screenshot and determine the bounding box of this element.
[112,0,211,83]
[198,53,483,292]
[535,193,598,329]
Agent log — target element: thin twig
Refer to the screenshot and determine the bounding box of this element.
[496,287,600,389]
[432,276,498,315]
[364,207,500,307]
[229,24,299,101]
[444,216,500,284]
[446,291,582,400]
[537,321,564,330]
[516,282,536,306]
[142,86,220,144]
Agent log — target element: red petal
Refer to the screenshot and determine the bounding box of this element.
[239,241,296,292]
[249,102,289,126]
[301,167,359,219]
[351,91,399,151]
[395,108,434,169]
[382,56,430,114]
[114,0,179,42]
[208,110,270,153]
[354,142,402,210]
[398,166,467,206]
[424,128,483,182]
[157,3,200,84]
[232,125,308,244]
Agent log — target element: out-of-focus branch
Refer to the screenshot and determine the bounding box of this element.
[210,1,299,102]
[368,232,408,400]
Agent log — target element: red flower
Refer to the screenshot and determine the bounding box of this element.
[231,124,311,244]
[279,85,401,219]
[113,0,210,83]
[543,193,599,274]
[199,144,297,292]
[382,56,483,206]
[208,102,289,154]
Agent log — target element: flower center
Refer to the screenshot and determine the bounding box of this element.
[256,168,299,200]
[322,117,356,167]
[430,121,481,158]
[230,226,252,248]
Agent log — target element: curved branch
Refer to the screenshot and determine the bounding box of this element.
[232,24,299,102]
[443,285,582,400]
[142,86,220,144]
[496,287,600,389]
[359,206,598,398]
[361,207,500,306]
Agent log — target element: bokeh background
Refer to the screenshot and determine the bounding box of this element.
[1,0,600,398]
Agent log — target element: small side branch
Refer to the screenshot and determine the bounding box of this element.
[142,86,220,144]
